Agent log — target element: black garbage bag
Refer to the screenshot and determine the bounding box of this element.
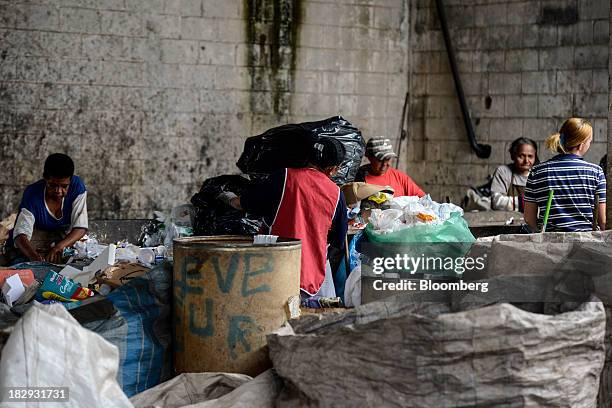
[236,116,365,185]
[138,219,164,247]
[190,175,263,235]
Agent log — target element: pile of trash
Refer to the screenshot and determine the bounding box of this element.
[0,207,194,396]
[0,215,181,309]
[0,252,173,396]
[1,203,193,307]
[2,288,605,407]
[138,204,195,251]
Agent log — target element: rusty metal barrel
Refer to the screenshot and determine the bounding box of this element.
[173,236,301,376]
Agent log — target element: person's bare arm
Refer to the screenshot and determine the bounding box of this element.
[229,197,242,210]
[523,202,538,232]
[217,192,243,210]
[598,202,606,231]
[14,234,44,262]
[46,228,87,263]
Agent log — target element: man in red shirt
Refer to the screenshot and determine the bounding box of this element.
[356,138,425,197]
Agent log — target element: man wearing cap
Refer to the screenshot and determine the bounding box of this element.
[356,138,425,197]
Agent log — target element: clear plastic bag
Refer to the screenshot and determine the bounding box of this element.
[368,209,404,233]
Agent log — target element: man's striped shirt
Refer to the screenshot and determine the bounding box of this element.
[524,154,606,232]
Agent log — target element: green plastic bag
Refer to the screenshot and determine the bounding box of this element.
[365,212,475,244]
[364,213,476,278]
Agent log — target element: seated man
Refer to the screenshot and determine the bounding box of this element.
[3,153,88,264]
[355,137,425,197]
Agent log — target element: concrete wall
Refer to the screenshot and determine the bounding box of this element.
[3,0,607,219]
[408,0,609,202]
[0,0,409,219]
[608,0,612,229]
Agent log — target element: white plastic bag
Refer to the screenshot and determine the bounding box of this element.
[344,265,362,308]
[388,195,419,210]
[369,209,404,233]
[115,244,141,262]
[0,303,132,407]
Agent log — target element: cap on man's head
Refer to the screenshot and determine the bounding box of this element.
[365,138,397,160]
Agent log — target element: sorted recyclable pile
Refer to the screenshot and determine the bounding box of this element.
[337,192,478,306]
[0,224,180,397]
[0,234,168,311]
[364,195,476,245]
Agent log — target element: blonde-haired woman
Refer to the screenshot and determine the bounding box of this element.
[524,118,606,232]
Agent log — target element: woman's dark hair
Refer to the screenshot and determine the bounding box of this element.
[509,137,539,165]
[43,153,75,179]
[309,138,345,169]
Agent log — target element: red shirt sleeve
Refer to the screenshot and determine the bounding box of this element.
[397,169,425,197]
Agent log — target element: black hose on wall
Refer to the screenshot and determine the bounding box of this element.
[434,0,492,159]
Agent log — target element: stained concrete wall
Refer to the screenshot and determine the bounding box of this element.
[3,0,606,219]
[608,0,612,229]
[0,0,408,219]
[408,0,609,202]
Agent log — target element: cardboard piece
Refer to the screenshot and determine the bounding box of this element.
[98,262,150,288]
[2,274,25,306]
[341,182,395,206]
[14,281,40,306]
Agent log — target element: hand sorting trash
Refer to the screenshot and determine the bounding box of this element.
[369,195,464,234]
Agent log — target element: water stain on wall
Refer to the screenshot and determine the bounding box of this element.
[244,0,302,122]
[539,4,579,26]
